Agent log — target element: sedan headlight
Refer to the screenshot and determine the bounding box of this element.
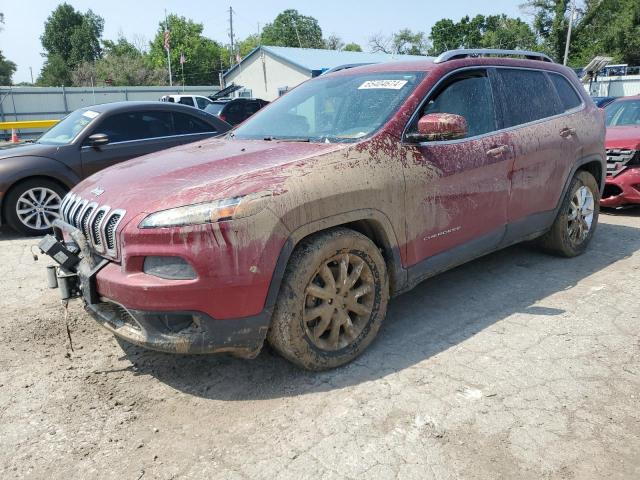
[139,192,272,229]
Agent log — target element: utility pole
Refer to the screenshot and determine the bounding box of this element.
[164,9,173,86]
[229,6,235,66]
[29,67,34,84]
[563,0,576,66]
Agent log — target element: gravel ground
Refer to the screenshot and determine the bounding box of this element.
[0,211,639,479]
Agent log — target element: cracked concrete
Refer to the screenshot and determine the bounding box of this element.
[0,210,639,479]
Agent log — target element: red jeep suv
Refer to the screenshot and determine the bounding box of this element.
[39,49,605,370]
[600,95,640,207]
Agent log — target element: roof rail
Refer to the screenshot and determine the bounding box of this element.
[434,49,554,64]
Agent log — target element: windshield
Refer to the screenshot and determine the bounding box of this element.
[37,109,100,145]
[205,103,225,115]
[233,71,425,142]
[605,100,640,127]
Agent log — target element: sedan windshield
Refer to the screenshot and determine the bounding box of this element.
[37,109,100,145]
[605,100,640,127]
[233,71,425,142]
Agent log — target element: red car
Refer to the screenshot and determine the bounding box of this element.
[601,95,640,207]
[38,49,605,370]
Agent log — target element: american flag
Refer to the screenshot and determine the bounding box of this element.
[164,30,170,51]
[180,52,185,65]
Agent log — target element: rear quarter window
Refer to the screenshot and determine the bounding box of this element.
[497,69,562,128]
[549,73,582,111]
[173,112,216,134]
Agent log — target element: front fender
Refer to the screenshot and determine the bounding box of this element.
[0,155,81,220]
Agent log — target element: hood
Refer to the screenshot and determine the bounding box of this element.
[605,126,640,150]
[73,137,347,215]
[0,142,58,159]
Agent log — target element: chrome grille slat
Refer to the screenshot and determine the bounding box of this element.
[91,209,107,247]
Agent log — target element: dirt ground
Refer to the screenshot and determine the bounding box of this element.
[0,211,639,480]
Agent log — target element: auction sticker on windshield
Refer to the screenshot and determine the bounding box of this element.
[82,110,100,119]
[358,80,408,90]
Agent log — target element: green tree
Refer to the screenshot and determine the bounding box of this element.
[0,50,16,85]
[39,3,104,85]
[567,0,640,65]
[343,42,362,52]
[522,0,570,61]
[72,36,167,86]
[237,34,261,57]
[429,14,538,54]
[0,11,16,85]
[392,29,429,55]
[37,54,71,86]
[148,14,228,85]
[369,30,429,55]
[261,9,324,48]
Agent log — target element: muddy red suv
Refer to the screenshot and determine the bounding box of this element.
[39,49,605,370]
[600,95,640,207]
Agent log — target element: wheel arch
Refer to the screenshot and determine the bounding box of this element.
[1,174,72,225]
[263,209,407,316]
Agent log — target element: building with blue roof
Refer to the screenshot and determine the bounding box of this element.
[223,46,428,101]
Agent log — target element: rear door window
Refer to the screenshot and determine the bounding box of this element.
[172,112,217,134]
[497,69,562,127]
[548,73,582,111]
[178,96,195,107]
[91,111,173,143]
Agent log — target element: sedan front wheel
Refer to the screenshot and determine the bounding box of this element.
[4,179,67,236]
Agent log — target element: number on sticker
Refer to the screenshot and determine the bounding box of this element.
[358,80,408,90]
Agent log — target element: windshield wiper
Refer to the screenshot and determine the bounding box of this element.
[263,136,310,142]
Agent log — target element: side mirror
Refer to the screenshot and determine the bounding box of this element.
[407,113,468,142]
[88,133,109,148]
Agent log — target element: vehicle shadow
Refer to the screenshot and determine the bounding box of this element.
[118,220,640,401]
[0,225,35,241]
[601,205,640,216]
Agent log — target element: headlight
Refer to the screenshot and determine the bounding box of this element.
[139,191,272,229]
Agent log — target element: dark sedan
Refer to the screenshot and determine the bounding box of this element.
[0,102,230,235]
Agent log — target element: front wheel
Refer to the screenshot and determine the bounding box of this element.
[4,179,67,236]
[268,228,389,370]
[538,170,600,257]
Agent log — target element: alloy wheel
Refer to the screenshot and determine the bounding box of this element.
[303,252,375,351]
[567,185,595,243]
[15,187,62,231]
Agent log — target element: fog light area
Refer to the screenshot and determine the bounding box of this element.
[143,256,196,280]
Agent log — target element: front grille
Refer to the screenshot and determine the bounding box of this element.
[606,149,638,176]
[60,194,126,257]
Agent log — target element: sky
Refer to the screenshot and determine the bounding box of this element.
[1,0,527,84]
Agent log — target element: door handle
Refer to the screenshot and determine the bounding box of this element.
[486,145,510,157]
[559,127,576,138]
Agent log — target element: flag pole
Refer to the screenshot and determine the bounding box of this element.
[164,9,173,86]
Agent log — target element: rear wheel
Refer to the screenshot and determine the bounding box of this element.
[4,179,67,236]
[538,170,600,257]
[268,228,389,370]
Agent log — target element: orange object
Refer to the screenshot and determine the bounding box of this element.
[10,128,19,143]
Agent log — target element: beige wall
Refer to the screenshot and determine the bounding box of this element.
[225,50,311,101]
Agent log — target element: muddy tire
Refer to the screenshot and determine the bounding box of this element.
[537,170,600,257]
[4,178,67,236]
[268,228,389,370]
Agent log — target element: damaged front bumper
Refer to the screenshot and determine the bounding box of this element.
[38,220,269,358]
